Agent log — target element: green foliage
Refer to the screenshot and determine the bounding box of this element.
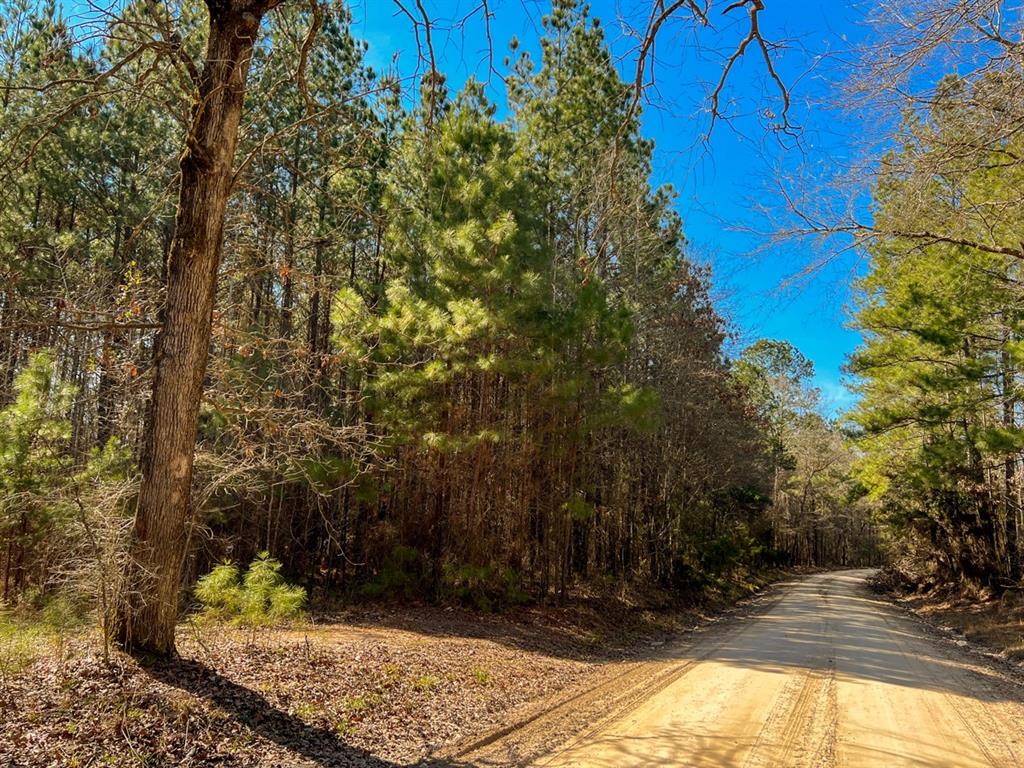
[849,77,1024,583]
[664,522,766,593]
[0,0,866,618]
[287,456,358,496]
[0,351,75,601]
[441,562,529,612]
[0,612,48,681]
[352,80,581,444]
[0,596,87,682]
[413,674,441,692]
[74,438,135,488]
[561,494,594,523]
[194,553,306,626]
[699,529,761,577]
[193,562,245,619]
[361,546,429,600]
[0,351,74,498]
[243,553,307,621]
[36,593,90,633]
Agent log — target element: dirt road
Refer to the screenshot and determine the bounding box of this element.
[459,570,1024,767]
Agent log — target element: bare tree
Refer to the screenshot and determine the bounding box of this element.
[773,1,1024,265]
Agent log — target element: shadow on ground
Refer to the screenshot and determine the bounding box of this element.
[145,571,1024,767]
[143,657,474,767]
[326,571,1023,702]
[311,582,773,665]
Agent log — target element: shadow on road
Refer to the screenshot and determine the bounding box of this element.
[703,571,1021,702]
[536,722,989,768]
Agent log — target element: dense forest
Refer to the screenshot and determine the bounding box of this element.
[850,73,1024,591]
[0,0,880,657]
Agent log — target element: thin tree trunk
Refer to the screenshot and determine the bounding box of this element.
[1002,339,1018,579]
[114,0,274,656]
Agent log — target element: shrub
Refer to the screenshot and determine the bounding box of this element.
[442,561,529,611]
[193,562,245,620]
[241,553,307,622]
[361,545,429,599]
[194,552,306,626]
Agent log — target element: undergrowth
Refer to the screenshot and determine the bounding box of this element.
[193,552,306,627]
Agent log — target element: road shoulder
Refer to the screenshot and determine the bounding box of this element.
[869,572,1024,684]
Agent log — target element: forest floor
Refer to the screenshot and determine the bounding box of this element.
[0,571,785,768]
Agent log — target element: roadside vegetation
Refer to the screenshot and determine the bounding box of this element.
[0,1,875,760]
[848,26,1024,599]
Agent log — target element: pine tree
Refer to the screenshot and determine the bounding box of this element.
[851,78,1024,584]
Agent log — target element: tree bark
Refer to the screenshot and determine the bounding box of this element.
[114,0,274,656]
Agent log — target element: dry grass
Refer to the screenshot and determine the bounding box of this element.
[0,594,710,767]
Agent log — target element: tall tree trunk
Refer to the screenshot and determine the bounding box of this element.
[96,222,125,448]
[1002,339,1018,579]
[114,0,273,656]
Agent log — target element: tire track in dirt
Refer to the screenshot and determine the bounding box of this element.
[443,588,788,766]
[452,571,1024,768]
[878,609,1023,768]
[452,629,737,766]
[741,577,836,768]
[740,665,836,768]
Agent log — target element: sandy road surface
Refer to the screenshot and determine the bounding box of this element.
[460,570,1024,767]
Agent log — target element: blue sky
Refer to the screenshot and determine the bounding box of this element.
[348,0,875,415]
